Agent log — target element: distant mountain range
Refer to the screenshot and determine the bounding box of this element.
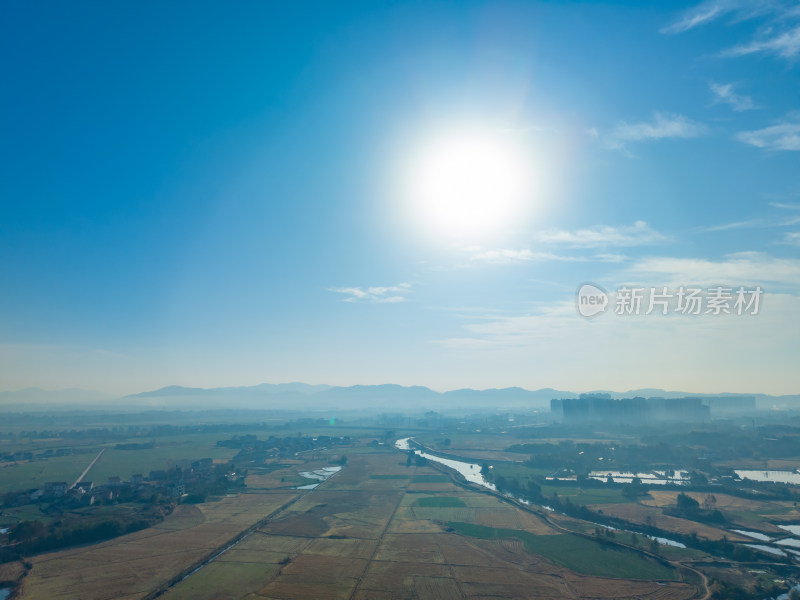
[0,383,797,412]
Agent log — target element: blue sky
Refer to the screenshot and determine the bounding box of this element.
[2,1,799,395]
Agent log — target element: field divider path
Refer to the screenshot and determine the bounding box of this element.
[433,535,468,599]
[347,475,407,600]
[70,448,105,489]
[141,489,310,600]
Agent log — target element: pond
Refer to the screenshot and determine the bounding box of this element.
[778,524,800,536]
[734,470,800,485]
[744,544,787,557]
[296,465,342,489]
[588,470,689,485]
[732,529,771,542]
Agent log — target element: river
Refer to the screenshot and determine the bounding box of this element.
[395,437,686,548]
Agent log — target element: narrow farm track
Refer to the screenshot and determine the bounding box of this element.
[141,490,310,600]
[347,480,405,600]
[70,447,105,488]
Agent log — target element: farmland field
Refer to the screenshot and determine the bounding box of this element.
[11,448,700,599]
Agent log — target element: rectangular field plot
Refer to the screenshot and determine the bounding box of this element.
[257,555,365,599]
[413,576,462,600]
[161,561,280,600]
[357,560,451,592]
[235,533,311,554]
[303,536,377,559]
[374,533,446,563]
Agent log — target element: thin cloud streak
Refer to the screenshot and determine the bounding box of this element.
[327,283,412,303]
[722,24,800,59]
[607,113,707,151]
[709,82,757,111]
[695,219,765,232]
[466,248,628,264]
[535,221,668,248]
[737,119,800,150]
[661,1,729,34]
[625,251,800,288]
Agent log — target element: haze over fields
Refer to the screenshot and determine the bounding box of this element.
[1,383,798,413]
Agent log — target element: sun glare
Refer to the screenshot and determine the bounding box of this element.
[407,129,532,241]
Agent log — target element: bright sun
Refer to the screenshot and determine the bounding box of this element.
[407,129,531,240]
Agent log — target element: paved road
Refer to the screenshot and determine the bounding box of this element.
[70,448,105,489]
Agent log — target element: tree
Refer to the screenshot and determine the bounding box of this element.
[676,492,699,511]
[689,471,708,486]
[526,479,541,500]
[11,520,45,542]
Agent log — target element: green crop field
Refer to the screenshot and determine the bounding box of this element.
[446,522,677,580]
[412,474,448,483]
[162,560,281,600]
[0,454,94,493]
[415,496,466,507]
[540,485,629,505]
[87,444,237,482]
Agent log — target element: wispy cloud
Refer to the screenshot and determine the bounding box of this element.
[722,23,800,59]
[608,113,707,150]
[770,201,800,210]
[661,1,732,34]
[695,218,765,232]
[626,251,800,288]
[535,221,668,248]
[432,292,800,396]
[465,248,627,264]
[698,205,800,231]
[663,1,800,61]
[736,118,800,150]
[327,283,412,303]
[782,232,800,246]
[661,0,784,34]
[709,82,757,111]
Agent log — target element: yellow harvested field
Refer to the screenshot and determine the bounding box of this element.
[643,490,770,511]
[596,502,749,541]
